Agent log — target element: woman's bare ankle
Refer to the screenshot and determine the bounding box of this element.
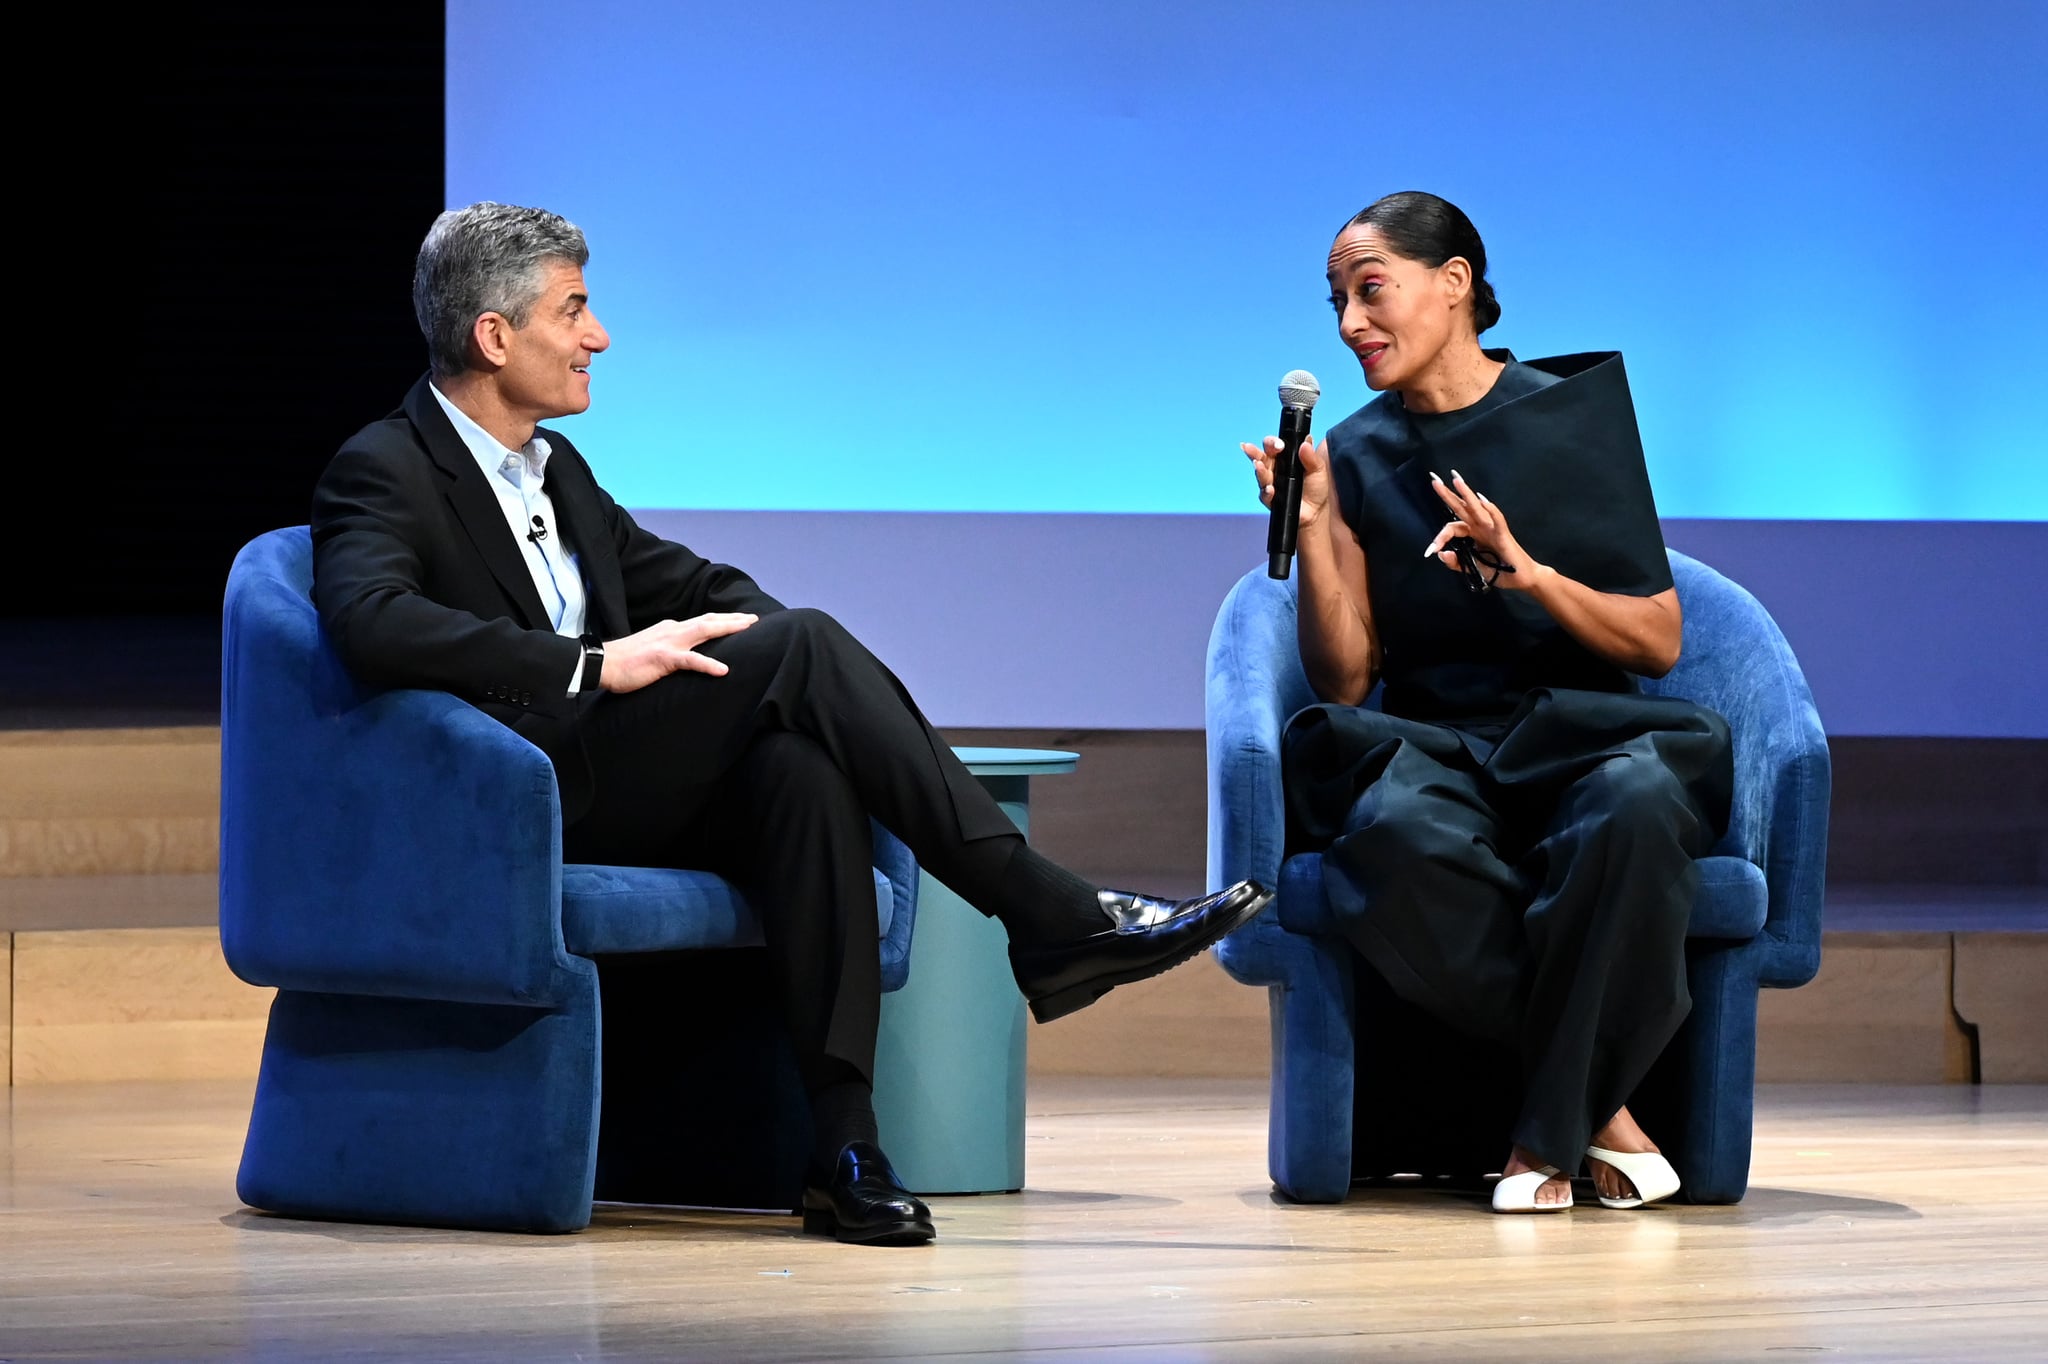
[1591,1105,1659,1155]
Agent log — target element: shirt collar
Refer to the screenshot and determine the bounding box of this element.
[427,383,554,491]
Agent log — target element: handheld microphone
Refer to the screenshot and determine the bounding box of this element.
[527,514,548,544]
[1266,369,1321,579]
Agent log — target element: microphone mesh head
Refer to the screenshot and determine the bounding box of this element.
[1278,369,1321,410]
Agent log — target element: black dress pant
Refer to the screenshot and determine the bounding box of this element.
[561,607,1024,1085]
[1284,687,1733,1170]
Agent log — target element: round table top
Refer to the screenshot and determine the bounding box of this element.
[950,746,1080,776]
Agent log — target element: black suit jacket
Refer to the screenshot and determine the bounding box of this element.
[310,375,783,822]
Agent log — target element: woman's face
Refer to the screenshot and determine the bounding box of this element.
[1326,224,1470,392]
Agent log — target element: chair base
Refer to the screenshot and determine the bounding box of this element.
[238,983,603,1235]
[237,950,837,1235]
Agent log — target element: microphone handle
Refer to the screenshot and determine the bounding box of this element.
[1266,403,1315,579]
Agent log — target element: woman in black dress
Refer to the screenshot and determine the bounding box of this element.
[1242,192,1733,1212]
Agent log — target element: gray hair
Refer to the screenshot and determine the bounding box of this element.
[412,202,590,378]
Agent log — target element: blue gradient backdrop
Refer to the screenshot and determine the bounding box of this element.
[448,3,2047,736]
[449,0,2043,520]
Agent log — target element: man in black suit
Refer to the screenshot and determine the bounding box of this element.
[311,202,1271,1246]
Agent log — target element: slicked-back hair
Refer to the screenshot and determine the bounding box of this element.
[413,201,590,378]
[1344,191,1501,335]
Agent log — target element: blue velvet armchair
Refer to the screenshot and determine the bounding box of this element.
[219,526,921,1233]
[1207,550,1828,1205]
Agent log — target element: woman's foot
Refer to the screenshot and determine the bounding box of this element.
[1499,1145,1572,1208]
[1587,1106,1664,1203]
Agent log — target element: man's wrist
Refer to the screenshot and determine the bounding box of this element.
[578,634,607,692]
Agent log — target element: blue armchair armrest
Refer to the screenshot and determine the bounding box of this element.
[219,530,586,1008]
[220,527,923,1008]
[1206,570,1317,984]
[1647,552,1831,988]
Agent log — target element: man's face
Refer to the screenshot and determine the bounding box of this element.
[496,260,610,422]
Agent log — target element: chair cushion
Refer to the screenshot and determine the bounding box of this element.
[1686,856,1769,938]
[1275,852,1767,941]
[560,863,895,957]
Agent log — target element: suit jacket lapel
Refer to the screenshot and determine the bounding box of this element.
[402,377,554,631]
[539,441,628,638]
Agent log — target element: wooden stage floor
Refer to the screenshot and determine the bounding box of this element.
[2,1078,2044,1362]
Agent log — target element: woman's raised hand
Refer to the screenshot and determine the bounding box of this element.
[1423,470,1543,591]
[1242,435,1333,531]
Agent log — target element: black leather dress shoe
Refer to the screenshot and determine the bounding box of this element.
[800,1140,935,1246]
[1008,879,1274,1023]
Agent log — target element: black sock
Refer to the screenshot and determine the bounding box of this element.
[808,1069,880,1174]
[991,841,1106,948]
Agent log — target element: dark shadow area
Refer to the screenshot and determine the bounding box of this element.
[1240,1181,1919,1226]
[220,1208,572,1246]
[1246,1183,1488,1217]
[936,1233,1391,1255]
[996,1188,1182,1209]
[225,1202,819,1247]
[30,5,442,629]
[1713,1186,1923,1224]
[0,617,221,727]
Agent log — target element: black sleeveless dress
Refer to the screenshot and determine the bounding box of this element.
[1282,350,1733,1171]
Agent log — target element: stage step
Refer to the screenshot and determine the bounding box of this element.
[0,726,255,1086]
[3,927,268,1086]
[0,727,218,879]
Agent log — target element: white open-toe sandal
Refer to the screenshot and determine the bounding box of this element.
[1492,1165,1573,1213]
[1584,1146,1681,1209]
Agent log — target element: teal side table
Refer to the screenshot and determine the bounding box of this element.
[870,746,1078,1195]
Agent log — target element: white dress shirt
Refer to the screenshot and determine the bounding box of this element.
[429,384,592,695]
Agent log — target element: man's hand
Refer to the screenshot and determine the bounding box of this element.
[598,613,759,693]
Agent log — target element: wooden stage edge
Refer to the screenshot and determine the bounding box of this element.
[3,1076,2044,1362]
[3,920,2045,1087]
[3,723,2044,1086]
